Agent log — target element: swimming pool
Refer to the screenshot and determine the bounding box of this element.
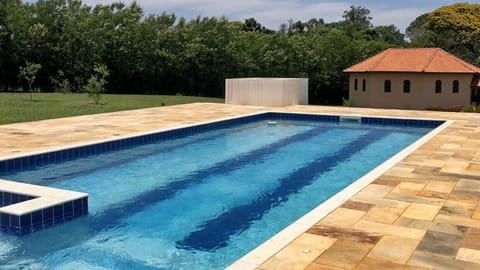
[0,112,443,269]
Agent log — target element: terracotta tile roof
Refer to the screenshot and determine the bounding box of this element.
[344,48,480,74]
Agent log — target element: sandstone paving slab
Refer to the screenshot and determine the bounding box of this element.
[312,239,373,270]
[362,205,405,224]
[306,225,381,245]
[416,231,463,258]
[408,251,480,270]
[366,235,421,264]
[402,203,443,221]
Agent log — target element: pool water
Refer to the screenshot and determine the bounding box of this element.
[0,117,436,269]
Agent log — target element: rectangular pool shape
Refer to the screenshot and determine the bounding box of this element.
[0,112,443,269]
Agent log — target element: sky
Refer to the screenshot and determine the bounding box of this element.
[29,0,478,33]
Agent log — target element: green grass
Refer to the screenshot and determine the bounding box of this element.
[0,93,224,125]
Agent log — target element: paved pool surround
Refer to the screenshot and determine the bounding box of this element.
[1,103,480,269]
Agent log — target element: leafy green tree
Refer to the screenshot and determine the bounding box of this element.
[305,18,324,32]
[50,70,71,94]
[374,25,405,45]
[243,18,273,33]
[19,61,42,100]
[407,3,480,64]
[425,3,480,64]
[0,0,31,90]
[406,14,435,45]
[342,6,372,30]
[84,64,109,105]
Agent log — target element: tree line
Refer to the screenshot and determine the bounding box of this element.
[0,1,478,104]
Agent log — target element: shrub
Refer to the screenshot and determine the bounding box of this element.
[84,64,109,105]
[342,97,354,107]
[50,70,71,94]
[19,62,42,101]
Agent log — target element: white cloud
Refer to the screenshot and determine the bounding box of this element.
[371,8,431,33]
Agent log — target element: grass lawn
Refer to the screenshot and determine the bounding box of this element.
[0,92,224,125]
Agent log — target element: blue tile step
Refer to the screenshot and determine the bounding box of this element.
[0,179,88,235]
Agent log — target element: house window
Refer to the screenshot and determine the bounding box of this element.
[435,80,442,93]
[453,80,459,93]
[403,80,411,93]
[384,80,391,93]
[362,79,366,91]
[354,78,358,91]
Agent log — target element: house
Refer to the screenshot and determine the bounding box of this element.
[344,48,480,110]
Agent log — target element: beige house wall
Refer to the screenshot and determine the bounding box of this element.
[348,73,472,109]
[225,78,308,107]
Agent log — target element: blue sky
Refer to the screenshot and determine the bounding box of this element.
[28,0,476,32]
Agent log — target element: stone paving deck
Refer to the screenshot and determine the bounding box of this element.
[1,102,479,269]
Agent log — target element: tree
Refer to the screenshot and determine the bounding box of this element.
[342,6,372,30]
[243,18,261,32]
[19,61,41,100]
[406,13,436,46]
[50,70,71,94]
[84,64,109,105]
[305,18,324,32]
[0,0,30,90]
[425,3,480,64]
[374,25,405,45]
[407,4,480,65]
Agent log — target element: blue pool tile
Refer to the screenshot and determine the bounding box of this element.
[31,210,43,227]
[20,213,31,227]
[53,205,64,223]
[73,199,82,215]
[64,201,73,218]
[11,215,19,228]
[5,159,13,171]
[82,198,88,213]
[11,193,18,204]
[43,207,54,225]
[48,152,57,163]
[12,158,19,171]
[4,192,11,204]
[2,214,11,228]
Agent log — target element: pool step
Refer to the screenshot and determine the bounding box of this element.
[0,179,88,235]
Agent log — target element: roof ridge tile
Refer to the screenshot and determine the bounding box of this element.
[422,48,440,72]
[439,48,480,73]
[367,48,391,71]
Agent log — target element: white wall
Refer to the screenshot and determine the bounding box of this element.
[348,73,473,110]
[225,78,308,107]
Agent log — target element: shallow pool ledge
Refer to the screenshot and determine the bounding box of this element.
[0,179,88,235]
